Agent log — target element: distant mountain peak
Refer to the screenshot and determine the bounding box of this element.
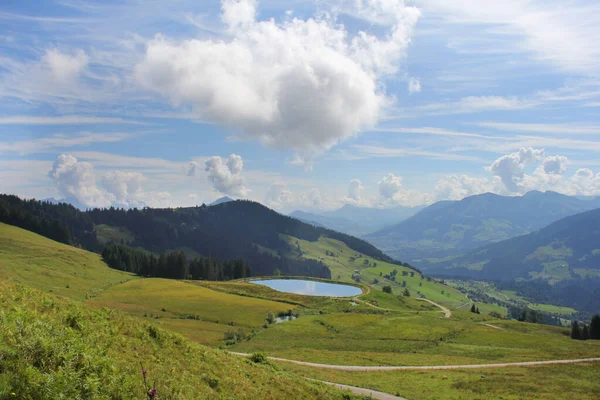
[210,196,234,206]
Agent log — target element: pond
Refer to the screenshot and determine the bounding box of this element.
[251,279,362,297]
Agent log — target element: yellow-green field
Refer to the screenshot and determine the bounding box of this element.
[0,282,352,399]
[2,222,599,400]
[279,361,600,400]
[0,222,136,300]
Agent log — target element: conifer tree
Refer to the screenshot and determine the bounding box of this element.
[571,321,581,340]
[590,315,600,340]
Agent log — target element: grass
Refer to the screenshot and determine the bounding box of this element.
[283,234,468,308]
[0,222,136,300]
[86,278,297,344]
[94,223,135,245]
[278,362,600,400]
[230,309,600,367]
[0,282,356,399]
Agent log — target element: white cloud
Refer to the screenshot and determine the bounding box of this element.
[101,171,146,207]
[135,0,419,157]
[264,184,293,208]
[431,174,497,201]
[43,48,89,84]
[205,154,248,196]
[415,96,530,116]
[378,173,403,200]
[0,132,131,155]
[542,155,568,175]
[187,161,201,177]
[48,154,112,208]
[0,116,145,125]
[345,179,365,204]
[408,77,421,94]
[486,147,545,192]
[48,154,171,209]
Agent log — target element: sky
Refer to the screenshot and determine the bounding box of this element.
[1,0,600,212]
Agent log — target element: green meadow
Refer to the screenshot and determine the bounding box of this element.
[2,222,599,400]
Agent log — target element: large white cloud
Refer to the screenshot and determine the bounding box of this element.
[49,154,112,208]
[486,147,545,192]
[378,173,403,200]
[135,0,419,157]
[542,155,568,175]
[205,154,248,196]
[48,154,170,209]
[345,179,365,204]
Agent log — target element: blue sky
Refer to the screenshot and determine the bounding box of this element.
[1,0,599,211]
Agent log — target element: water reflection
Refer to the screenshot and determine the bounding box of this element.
[251,279,362,297]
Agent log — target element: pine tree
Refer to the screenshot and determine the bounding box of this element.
[571,321,581,340]
[582,324,590,340]
[590,315,600,340]
[470,304,476,313]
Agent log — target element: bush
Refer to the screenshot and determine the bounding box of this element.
[382,285,392,294]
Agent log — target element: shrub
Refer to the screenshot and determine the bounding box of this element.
[382,285,392,294]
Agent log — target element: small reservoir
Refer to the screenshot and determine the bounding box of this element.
[251,279,362,297]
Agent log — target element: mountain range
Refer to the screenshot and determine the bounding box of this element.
[289,204,423,236]
[365,191,600,265]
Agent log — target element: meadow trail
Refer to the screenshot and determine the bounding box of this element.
[311,379,407,400]
[415,298,452,318]
[229,353,600,371]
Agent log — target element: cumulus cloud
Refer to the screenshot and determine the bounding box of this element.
[486,147,545,192]
[378,173,403,200]
[408,77,421,94]
[265,184,293,208]
[542,155,568,175]
[345,179,365,204]
[102,171,146,207]
[432,174,496,201]
[48,154,170,209]
[49,154,112,208]
[43,49,88,84]
[187,161,201,177]
[205,154,248,196]
[135,0,419,157]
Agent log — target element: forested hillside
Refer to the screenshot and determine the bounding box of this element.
[0,194,410,280]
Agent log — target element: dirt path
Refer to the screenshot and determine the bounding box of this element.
[230,352,600,371]
[353,298,396,312]
[415,298,452,318]
[482,323,504,330]
[310,379,407,400]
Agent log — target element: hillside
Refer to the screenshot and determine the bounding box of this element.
[366,191,600,264]
[1,194,411,280]
[428,209,600,312]
[0,282,353,399]
[0,222,136,299]
[290,204,422,237]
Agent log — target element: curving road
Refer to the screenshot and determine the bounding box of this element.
[309,379,407,400]
[230,352,600,371]
[415,298,452,318]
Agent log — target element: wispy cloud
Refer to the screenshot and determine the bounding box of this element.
[0,116,149,125]
[0,132,133,155]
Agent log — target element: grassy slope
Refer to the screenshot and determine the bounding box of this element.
[0,222,136,300]
[0,282,352,400]
[284,235,467,308]
[86,279,297,345]
[279,362,600,400]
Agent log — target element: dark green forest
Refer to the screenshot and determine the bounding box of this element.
[1,194,409,280]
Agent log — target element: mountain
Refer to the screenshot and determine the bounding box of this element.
[1,194,409,280]
[365,191,600,265]
[289,210,360,233]
[210,196,234,206]
[429,208,600,313]
[289,204,423,236]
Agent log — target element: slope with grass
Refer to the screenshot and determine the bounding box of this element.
[86,278,297,345]
[283,234,467,308]
[0,282,355,399]
[0,222,136,300]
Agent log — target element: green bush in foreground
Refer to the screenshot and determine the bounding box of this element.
[0,283,353,399]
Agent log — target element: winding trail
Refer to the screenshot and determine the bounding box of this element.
[310,379,407,400]
[415,298,452,318]
[231,352,600,371]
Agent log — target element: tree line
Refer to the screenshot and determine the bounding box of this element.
[571,315,600,340]
[101,243,251,281]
